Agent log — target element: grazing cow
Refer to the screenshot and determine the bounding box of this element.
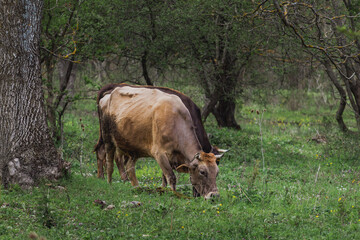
[94,84,227,184]
[98,86,223,199]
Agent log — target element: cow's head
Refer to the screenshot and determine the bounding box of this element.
[176,152,222,199]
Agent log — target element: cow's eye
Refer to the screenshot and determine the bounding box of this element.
[199,170,207,176]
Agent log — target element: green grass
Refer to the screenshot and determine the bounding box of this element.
[1,90,360,239]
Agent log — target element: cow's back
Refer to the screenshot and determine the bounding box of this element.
[96,83,214,154]
[99,86,197,157]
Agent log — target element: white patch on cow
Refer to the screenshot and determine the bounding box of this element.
[115,86,148,95]
[99,93,111,110]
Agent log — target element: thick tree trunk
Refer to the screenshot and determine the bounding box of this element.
[202,91,220,122]
[213,97,241,130]
[0,0,67,188]
[201,52,242,129]
[202,79,241,130]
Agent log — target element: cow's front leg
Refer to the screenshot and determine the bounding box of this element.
[156,154,176,191]
[164,171,176,191]
[161,174,167,188]
[125,157,139,187]
[105,143,115,183]
[115,152,128,181]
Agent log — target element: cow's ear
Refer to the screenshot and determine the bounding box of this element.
[215,154,223,166]
[176,164,190,173]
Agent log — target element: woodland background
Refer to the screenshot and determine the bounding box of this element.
[1,0,360,239]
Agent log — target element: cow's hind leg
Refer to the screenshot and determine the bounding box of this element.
[96,152,104,179]
[97,143,107,179]
[125,157,139,187]
[105,143,115,183]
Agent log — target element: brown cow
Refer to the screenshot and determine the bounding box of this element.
[98,86,223,199]
[94,84,227,188]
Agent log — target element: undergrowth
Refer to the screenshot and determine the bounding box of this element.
[1,90,360,239]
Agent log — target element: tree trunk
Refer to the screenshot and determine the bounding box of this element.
[323,60,348,132]
[213,96,241,130]
[141,50,153,86]
[202,76,241,130]
[202,91,220,122]
[44,59,57,139]
[58,59,77,100]
[341,62,360,131]
[201,51,242,129]
[0,0,67,188]
[330,0,360,131]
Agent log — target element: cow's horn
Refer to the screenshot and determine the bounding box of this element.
[215,154,224,159]
[216,148,229,153]
[192,152,201,161]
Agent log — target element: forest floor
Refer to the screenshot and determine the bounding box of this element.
[1,89,360,239]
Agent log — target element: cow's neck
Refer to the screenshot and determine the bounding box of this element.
[182,143,203,164]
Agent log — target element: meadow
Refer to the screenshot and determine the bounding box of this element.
[1,86,360,239]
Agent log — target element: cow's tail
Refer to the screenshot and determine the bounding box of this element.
[94,103,104,153]
[94,83,123,153]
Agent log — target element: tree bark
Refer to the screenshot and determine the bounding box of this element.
[0,0,67,188]
[201,52,242,129]
[56,58,77,142]
[329,0,360,131]
[341,62,360,130]
[323,60,348,132]
[58,59,77,100]
[202,91,220,122]
[44,59,57,139]
[213,96,241,130]
[202,75,241,129]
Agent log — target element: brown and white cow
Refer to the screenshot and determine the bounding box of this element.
[94,84,227,196]
[98,86,223,199]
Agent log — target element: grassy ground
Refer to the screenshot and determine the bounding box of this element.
[1,89,360,239]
